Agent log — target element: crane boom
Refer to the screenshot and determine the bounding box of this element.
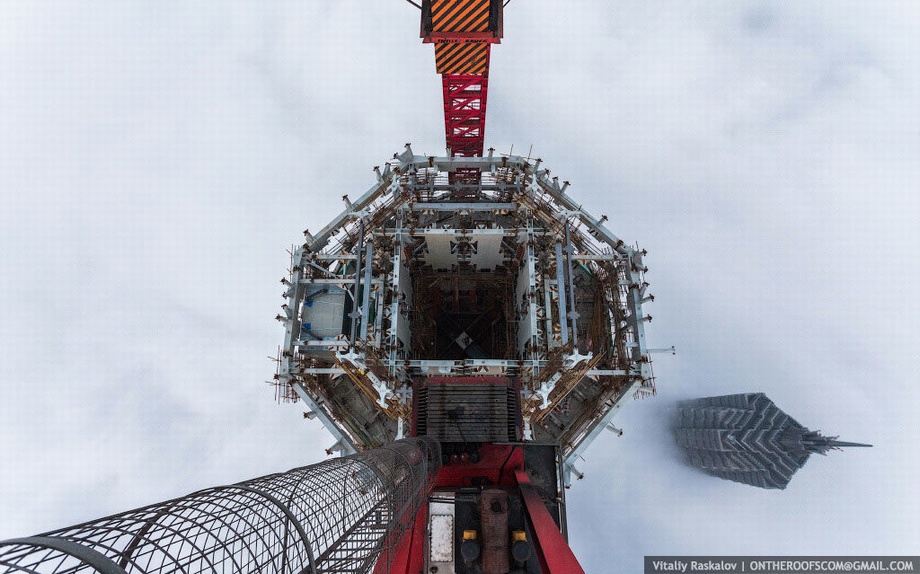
[0,4,658,573]
[421,0,503,159]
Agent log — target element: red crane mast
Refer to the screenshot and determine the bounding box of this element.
[422,0,501,183]
[376,3,589,573]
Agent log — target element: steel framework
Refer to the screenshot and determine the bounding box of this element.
[276,149,658,487]
[0,438,440,574]
[421,0,500,161]
[442,73,489,157]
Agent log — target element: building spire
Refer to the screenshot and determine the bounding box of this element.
[802,431,872,455]
[830,440,872,447]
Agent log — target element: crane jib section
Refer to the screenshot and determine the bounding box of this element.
[422,0,502,160]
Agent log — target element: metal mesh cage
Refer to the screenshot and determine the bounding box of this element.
[0,437,440,574]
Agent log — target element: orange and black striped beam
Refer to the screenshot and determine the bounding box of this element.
[435,41,489,75]
[420,0,503,43]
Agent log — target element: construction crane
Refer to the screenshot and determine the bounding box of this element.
[277,2,656,571]
[0,2,657,573]
[422,0,500,160]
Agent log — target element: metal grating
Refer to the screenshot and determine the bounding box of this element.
[417,382,517,443]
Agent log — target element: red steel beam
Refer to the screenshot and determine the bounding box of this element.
[515,468,586,574]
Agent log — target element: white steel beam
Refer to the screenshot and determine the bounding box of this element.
[292,382,357,456]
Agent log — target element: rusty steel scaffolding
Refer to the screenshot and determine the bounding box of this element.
[0,438,440,574]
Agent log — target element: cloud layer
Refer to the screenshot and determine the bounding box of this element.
[1,2,918,570]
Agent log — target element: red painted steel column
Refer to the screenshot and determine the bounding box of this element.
[374,505,428,574]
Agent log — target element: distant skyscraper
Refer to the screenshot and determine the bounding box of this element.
[674,393,870,489]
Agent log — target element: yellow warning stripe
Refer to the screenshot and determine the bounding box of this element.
[435,42,489,74]
[431,0,490,33]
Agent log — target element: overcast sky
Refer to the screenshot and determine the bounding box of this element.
[1,1,918,571]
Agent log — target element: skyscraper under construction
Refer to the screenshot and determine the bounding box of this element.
[0,2,871,572]
[0,2,660,572]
